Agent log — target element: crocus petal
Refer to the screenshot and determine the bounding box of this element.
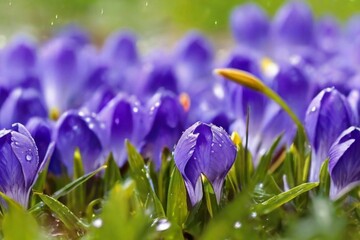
[329,127,360,200]
[305,88,355,182]
[0,88,48,128]
[53,110,105,174]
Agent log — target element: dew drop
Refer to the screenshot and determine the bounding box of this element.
[154,219,171,232]
[234,221,242,229]
[311,106,317,112]
[133,107,139,113]
[26,153,32,161]
[92,218,102,228]
[218,143,222,147]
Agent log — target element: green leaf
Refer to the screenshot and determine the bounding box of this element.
[126,140,165,218]
[90,182,152,240]
[2,202,45,240]
[70,148,85,213]
[252,135,282,185]
[103,153,121,194]
[29,165,107,215]
[35,192,88,233]
[202,174,219,218]
[167,166,188,227]
[0,191,24,211]
[318,159,330,197]
[254,182,319,215]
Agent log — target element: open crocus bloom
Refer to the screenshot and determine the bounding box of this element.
[174,122,236,206]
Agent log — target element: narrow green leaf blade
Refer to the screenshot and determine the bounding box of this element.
[167,166,188,227]
[104,153,121,194]
[35,192,88,232]
[254,182,319,215]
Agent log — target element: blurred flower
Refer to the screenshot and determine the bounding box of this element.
[0,123,53,207]
[0,35,40,90]
[51,110,106,175]
[0,88,48,128]
[305,87,355,182]
[141,91,185,169]
[272,1,314,46]
[329,127,360,200]
[39,37,88,111]
[174,122,236,205]
[230,3,269,47]
[174,31,214,85]
[0,86,9,109]
[137,53,178,100]
[98,94,144,167]
[81,85,116,114]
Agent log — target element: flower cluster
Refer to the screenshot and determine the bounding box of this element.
[1,1,360,207]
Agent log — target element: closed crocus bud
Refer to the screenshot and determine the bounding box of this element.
[328,127,360,200]
[305,88,355,182]
[98,94,144,167]
[51,110,106,175]
[315,16,341,57]
[0,123,53,207]
[272,1,314,45]
[81,85,116,114]
[0,88,48,128]
[141,91,185,169]
[26,117,53,163]
[174,122,236,206]
[56,25,90,48]
[230,3,269,47]
[0,35,39,89]
[174,31,214,81]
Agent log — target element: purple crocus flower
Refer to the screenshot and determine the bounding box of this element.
[51,110,106,175]
[0,88,48,128]
[137,53,178,99]
[230,3,269,47]
[328,127,360,200]
[98,94,144,167]
[141,90,185,169]
[0,86,9,109]
[305,88,356,182]
[272,1,314,46]
[174,122,236,206]
[174,31,214,84]
[0,35,40,90]
[0,123,53,207]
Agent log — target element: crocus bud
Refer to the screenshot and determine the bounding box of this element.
[328,127,360,200]
[0,123,53,207]
[98,94,144,167]
[174,122,236,206]
[305,88,355,182]
[141,91,185,169]
[0,88,48,128]
[272,1,314,45]
[51,110,106,175]
[230,3,269,47]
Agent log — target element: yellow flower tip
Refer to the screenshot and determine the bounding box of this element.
[231,131,242,147]
[179,92,191,112]
[49,107,60,121]
[74,148,82,160]
[260,57,279,78]
[213,68,265,92]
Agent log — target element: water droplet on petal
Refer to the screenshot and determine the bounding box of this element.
[234,221,242,229]
[311,106,317,112]
[25,153,32,161]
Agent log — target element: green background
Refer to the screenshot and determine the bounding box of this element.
[1,0,359,45]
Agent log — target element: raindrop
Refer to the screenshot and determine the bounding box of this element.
[311,106,317,112]
[88,123,95,129]
[133,107,139,113]
[211,150,214,153]
[50,21,54,26]
[55,14,58,19]
[154,219,171,232]
[214,20,218,25]
[100,8,104,15]
[234,221,242,229]
[218,143,222,147]
[250,212,257,218]
[155,101,160,107]
[145,1,148,6]
[25,151,33,161]
[92,218,103,228]
[211,143,214,147]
